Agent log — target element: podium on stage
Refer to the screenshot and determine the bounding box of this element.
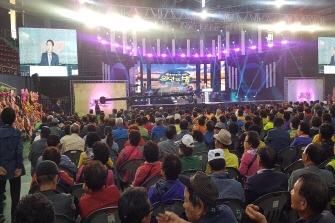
[202,88,213,103]
[145,90,153,105]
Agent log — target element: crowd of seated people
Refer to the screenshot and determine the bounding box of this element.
[0,39,20,75]
[2,100,335,222]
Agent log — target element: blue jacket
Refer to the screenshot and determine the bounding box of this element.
[37,155,77,173]
[203,131,214,145]
[0,125,25,179]
[148,179,185,205]
[265,127,290,152]
[151,126,166,139]
[112,127,128,140]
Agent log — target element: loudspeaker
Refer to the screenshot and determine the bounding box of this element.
[31,73,41,94]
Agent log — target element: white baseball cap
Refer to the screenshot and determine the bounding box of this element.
[175,134,194,147]
[208,149,225,162]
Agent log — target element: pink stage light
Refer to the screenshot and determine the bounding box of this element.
[162,53,167,57]
[268,43,274,47]
[101,40,107,44]
[223,50,227,54]
[126,46,131,49]
[250,46,257,50]
[114,43,119,47]
[181,53,186,57]
[234,48,240,52]
[207,54,212,57]
[194,54,199,57]
[281,40,288,44]
[97,36,101,40]
[147,53,153,57]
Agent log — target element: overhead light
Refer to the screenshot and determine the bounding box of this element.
[202,0,205,8]
[200,10,208,19]
[275,0,284,8]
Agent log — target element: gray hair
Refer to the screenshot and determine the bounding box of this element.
[115,118,123,127]
[70,123,80,134]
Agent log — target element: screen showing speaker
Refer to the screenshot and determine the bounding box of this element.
[19,28,78,77]
[318,37,335,74]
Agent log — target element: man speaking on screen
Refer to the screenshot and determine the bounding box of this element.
[39,39,59,66]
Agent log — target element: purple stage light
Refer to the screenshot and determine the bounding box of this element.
[181,53,186,57]
[250,46,257,50]
[268,43,274,47]
[281,40,288,44]
[223,50,227,54]
[101,40,107,44]
[194,54,199,57]
[114,43,119,47]
[126,46,131,49]
[162,53,167,57]
[207,54,212,57]
[234,48,240,52]
[147,53,153,57]
[97,36,101,40]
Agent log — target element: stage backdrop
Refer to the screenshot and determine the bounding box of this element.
[284,77,324,102]
[71,81,128,116]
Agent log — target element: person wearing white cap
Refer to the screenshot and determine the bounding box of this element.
[207,149,245,202]
[175,134,200,172]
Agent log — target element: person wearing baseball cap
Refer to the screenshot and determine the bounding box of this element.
[175,134,200,172]
[205,129,238,174]
[156,171,236,223]
[208,149,245,202]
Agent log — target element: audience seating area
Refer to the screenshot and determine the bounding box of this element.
[0,39,20,75]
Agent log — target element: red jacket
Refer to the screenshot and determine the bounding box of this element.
[79,185,120,220]
[132,161,162,187]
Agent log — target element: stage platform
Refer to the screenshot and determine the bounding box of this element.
[130,100,283,110]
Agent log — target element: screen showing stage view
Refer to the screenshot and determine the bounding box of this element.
[19,28,78,77]
[318,37,335,74]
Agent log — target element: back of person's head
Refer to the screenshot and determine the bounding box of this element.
[230,114,237,122]
[291,117,300,129]
[228,122,239,135]
[162,154,182,180]
[143,140,159,162]
[319,123,334,140]
[248,124,261,135]
[1,107,16,125]
[129,129,141,146]
[64,124,71,135]
[322,113,332,123]
[192,130,203,142]
[180,120,188,130]
[116,118,123,127]
[46,134,60,147]
[258,146,277,169]
[166,124,177,139]
[70,123,80,134]
[206,120,214,132]
[296,173,329,215]
[244,121,253,132]
[252,116,261,126]
[304,143,324,165]
[88,114,96,123]
[136,117,143,126]
[299,122,310,135]
[208,149,226,171]
[273,117,284,127]
[283,111,290,121]
[246,131,260,148]
[14,193,55,223]
[142,116,148,124]
[42,147,61,166]
[259,110,267,118]
[40,126,51,139]
[198,117,205,126]
[92,141,110,165]
[219,115,226,123]
[83,160,107,191]
[238,109,243,116]
[268,113,275,122]
[41,115,48,123]
[86,132,101,148]
[87,124,96,133]
[311,117,322,128]
[118,187,151,223]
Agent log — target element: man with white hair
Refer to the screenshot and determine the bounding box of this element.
[61,124,85,153]
[112,118,128,140]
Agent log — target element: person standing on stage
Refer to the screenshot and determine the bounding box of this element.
[95,100,101,116]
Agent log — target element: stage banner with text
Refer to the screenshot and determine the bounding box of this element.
[73,82,127,116]
[285,78,324,102]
